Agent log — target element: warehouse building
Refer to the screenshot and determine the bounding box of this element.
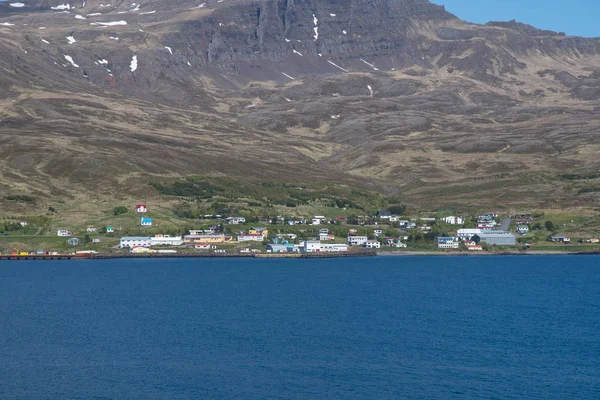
[472,232,516,246]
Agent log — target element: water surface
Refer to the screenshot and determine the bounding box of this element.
[0,256,599,399]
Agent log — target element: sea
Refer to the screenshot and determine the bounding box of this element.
[0,256,599,399]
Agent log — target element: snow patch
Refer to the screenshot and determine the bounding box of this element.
[187,61,192,66]
[292,49,303,56]
[75,15,86,20]
[109,36,119,40]
[330,13,336,17]
[66,35,76,44]
[313,27,318,41]
[342,30,347,35]
[91,20,127,26]
[1,22,15,26]
[139,10,156,15]
[281,72,295,80]
[51,4,70,10]
[191,3,206,9]
[9,3,26,8]
[130,55,138,72]
[87,13,102,16]
[64,55,79,68]
[165,46,172,54]
[327,60,348,73]
[41,38,49,44]
[98,59,108,65]
[367,85,373,96]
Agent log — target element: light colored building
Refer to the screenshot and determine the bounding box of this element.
[267,244,288,253]
[57,229,72,237]
[442,216,464,225]
[150,235,183,247]
[86,227,97,232]
[474,232,517,246]
[249,227,269,237]
[374,229,383,237]
[19,220,27,227]
[237,234,264,242]
[184,233,231,243]
[195,243,216,250]
[517,225,529,233]
[320,243,348,252]
[225,217,246,225]
[120,236,152,248]
[311,216,327,225]
[106,226,115,233]
[319,232,335,241]
[364,240,381,249]
[456,228,482,240]
[67,238,80,246]
[436,236,459,249]
[135,204,148,213]
[302,240,322,253]
[347,235,368,246]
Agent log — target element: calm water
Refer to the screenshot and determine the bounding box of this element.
[0,256,599,399]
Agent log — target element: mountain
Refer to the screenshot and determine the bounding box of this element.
[1,0,599,214]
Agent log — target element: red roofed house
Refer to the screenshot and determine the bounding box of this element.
[136,204,148,213]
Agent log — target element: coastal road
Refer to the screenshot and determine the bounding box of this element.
[500,217,512,231]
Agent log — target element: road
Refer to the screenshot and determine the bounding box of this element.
[500,217,512,232]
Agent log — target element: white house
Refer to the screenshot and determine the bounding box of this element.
[86,227,97,232]
[347,235,368,246]
[150,235,183,247]
[319,233,335,241]
[135,204,148,213]
[374,229,383,237]
[106,226,115,233]
[442,216,464,225]
[226,217,246,225]
[120,236,152,248]
[237,234,264,242]
[19,220,27,227]
[436,237,460,249]
[312,216,327,225]
[517,225,529,233]
[364,240,381,249]
[320,243,348,252]
[57,229,72,237]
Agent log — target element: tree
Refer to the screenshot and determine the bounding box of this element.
[388,204,407,215]
[532,223,542,230]
[113,206,128,216]
[544,221,555,231]
[84,234,91,244]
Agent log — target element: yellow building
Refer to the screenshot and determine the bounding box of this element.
[183,233,232,244]
[249,227,269,237]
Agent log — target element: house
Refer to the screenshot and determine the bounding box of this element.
[130,246,152,253]
[319,233,335,241]
[364,240,381,249]
[249,227,269,237]
[347,235,368,246]
[57,229,72,237]
[140,217,152,226]
[393,241,407,248]
[135,204,148,213]
[184,233,231,243]
[517,225,529,233]
[225,217,246,225]
[442,216,464,225]
[67,238,80,246]
[120,236,152,248]
[584,238,599,244]
[420,217,436,222]
[319,228,329,234]
[301,240,347,253]
[92,238,102,243]
[435,236,459,249]
[550,235,570,244]
[106,226,115,233]
[287,218,306,226]
[374,229,383,237]
[376,210,392,219]
[277,233,297,240]
[19,220,27,227]
[86,227,97,232]
[311,216,327,225]
[237,234,264,242]
[473,232,517,246]
[150,235,184,247]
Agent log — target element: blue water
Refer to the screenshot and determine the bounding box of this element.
[0,256,599,399]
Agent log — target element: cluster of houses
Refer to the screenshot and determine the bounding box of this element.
[436,228,516,250]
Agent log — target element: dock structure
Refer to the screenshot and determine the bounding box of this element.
[0,254,73,260]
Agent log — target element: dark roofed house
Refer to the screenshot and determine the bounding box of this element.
[67,238,80,246]
[376,210,392,219]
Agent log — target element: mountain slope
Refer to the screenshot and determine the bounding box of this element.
[1,0,599,212]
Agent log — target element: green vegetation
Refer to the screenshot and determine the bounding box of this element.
[544,221,555,231]
[5,195,37,204]
[113,206,128,216]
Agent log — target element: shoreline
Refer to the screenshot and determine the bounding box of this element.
[1,249,599,260]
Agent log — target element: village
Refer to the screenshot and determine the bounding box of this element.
[3,203,599,257]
